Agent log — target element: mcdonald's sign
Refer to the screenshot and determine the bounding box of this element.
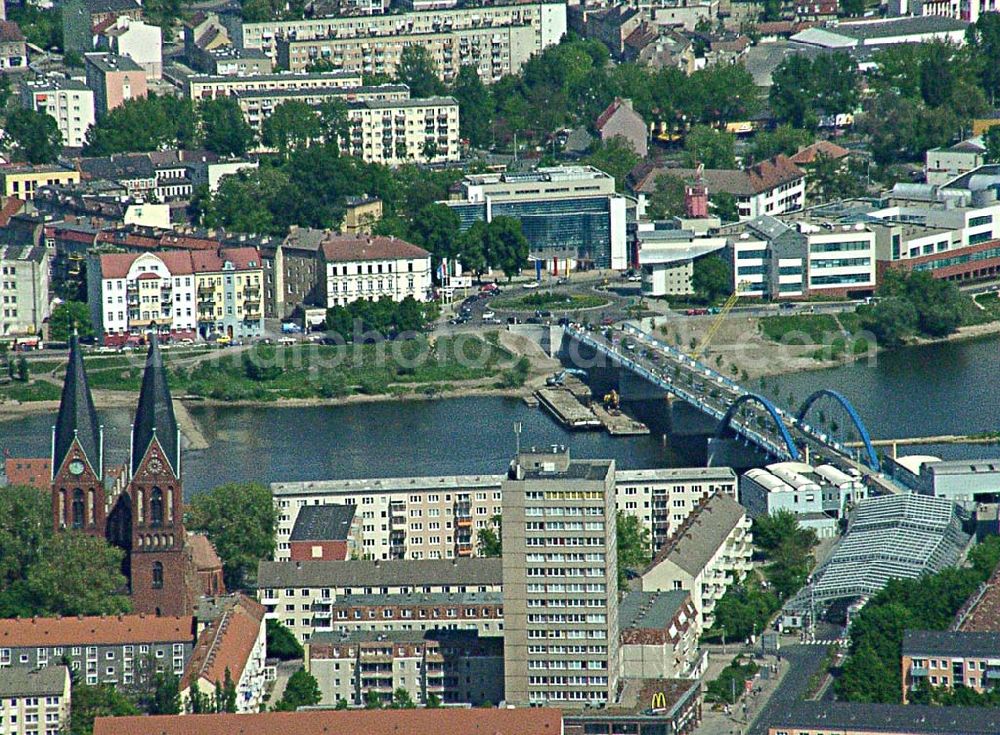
[650,692,668,711]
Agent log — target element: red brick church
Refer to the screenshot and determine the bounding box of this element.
[49,335,224,616]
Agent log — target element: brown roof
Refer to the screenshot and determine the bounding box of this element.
[788,140,850,165]
[98,248,262,279]
[320,235,429,263]
[0,615,195,647]
[187,533,223,572]
[94,708,563,735]
[659,154,805,197]
[181,594,264,689]
[959,565,1000,632]
[4,457,51,491]
[189,246,261,273]
[0,197,25,227]
[595,97,641,131]
[0,21,26,43]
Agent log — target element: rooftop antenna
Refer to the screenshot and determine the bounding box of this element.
[514,421,522,455]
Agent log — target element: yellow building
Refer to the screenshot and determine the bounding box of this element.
[340,196,383,235]
[191,247,265,340]
[0,165,80,200]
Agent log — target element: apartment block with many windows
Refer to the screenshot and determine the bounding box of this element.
[233,84,408,136]
[0,666,71,735]
[501,447,619,708]
[343,97,460,166]
[321,235,432,307]
[0,244,49,339]
[185,70,362,100]
[901,630,1000,703]
[20,78,95,148]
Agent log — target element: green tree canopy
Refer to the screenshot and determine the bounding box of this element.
[262,101,322,158]
[187,482,277,589]
[749,125,813,164]
[646,174,686,220]
[692,255,732,303]
[266,619,304,661]
[4,108,63,164]
[84,96,198,156]
[586,136,639,191]
[200,97,255,157]
[616,512,651,591]
[770,53,858,129]
[451,65,492,147]
[985,125,1000,163]
[23,532,131,616]
[684,125,736,168]
[486,216,530,279]
[49,301,95,343]
[396,46,446,98]
[478,514,502,557]
[70,684,140,735]
[274,668,321,711]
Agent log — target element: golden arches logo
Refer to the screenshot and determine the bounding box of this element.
[651,692,667,710]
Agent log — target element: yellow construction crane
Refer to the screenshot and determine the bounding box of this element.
[691,282,749,362]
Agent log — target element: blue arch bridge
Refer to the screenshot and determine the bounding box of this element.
[562,322,896,492]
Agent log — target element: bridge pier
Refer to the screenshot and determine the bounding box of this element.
[617,367,668,402]
[707,437,771,470]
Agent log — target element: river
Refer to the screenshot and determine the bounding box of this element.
[3,334,999,495]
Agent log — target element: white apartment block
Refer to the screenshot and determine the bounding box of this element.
[615,467,738,551]
[344,97,460,166]
[20,78,95,148]
[0,667,70,735]
[256,558,503,642]
[272,466,739,562]
[0,245,49,338]
[185,70,362,100]
[234,84,408,136]
[231,1,567,75]
[100,17,163,79]
[321,235,433,307]
[640,492,753,628]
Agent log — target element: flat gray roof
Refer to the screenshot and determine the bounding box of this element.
[903,629,1000,658]
[258,558,503,589]
[0,666,68,697]
[272,473,503,496]
[619,590,690,631]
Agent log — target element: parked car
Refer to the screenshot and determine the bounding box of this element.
[482,310,496,319]
[522,281,540,289]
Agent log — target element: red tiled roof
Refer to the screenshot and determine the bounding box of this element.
[181,594,264,690]
[0,615,195,647]
[0,21,25,43]
[320,235,428,263]
[93,708,564,735]
[91,16,117,34]
[189,247,261,273]
[0,197,24,227]
[99,248,262,279]
[596,99,625,131]
[187,533,223,572]
[48,227,97,245]
[959,565,1000,632]
[788,140,851,165]
[746,154,805,194]
[4,458,51,491]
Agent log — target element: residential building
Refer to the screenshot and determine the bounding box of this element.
[289,504,360,561]
[640,492,752,628]
[321,234,432,308]
[306,629,503,707]
[619,590,702,680]
[788,140,851,198]
[184,70,362,100]
[725,214,876,299]
[0,165,80,201]
[342,97,460,166]
[767,701,1000,735]
[501,446,620,708]
[595,97,647,158]
[0,244,49,337]
[198,47,273,76]
[0,666,71,735]
[443,166,629,270]
[256,558,503,642]
[98,17,162,78]
[263,226,327,318]
[234,84,408,136]
[84,52,147,117]
[614,467,738,551]
[925,137,986,186]
[0,615,196,686]
[0,21,26,71]
[92,708,564,735]
[3,457,51,490]
[307,591,504,638]
[231,2,568,77]
[20,78,96,148]
[341,196,382,234]
[87,247,265,345]
[957,563,1000,632]
[901,629,1000,702]
[61,0,142,53]
[739,462,867,538]
[180,595,268,713]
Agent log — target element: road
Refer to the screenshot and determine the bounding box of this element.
[746,644,830,735]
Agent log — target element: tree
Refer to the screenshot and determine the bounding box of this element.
[266,619,304,661]
[711,192,739,223]
[707,578,780,643]
[49,301,94,343]
[451,65,492,147]
[262,101,321,158]
[364,689,383,709]
[684,125,735,168]
[3,108,63,164]
[836,643,898,703]
[770,54,858,129]
[273,668,321,711]
[487,216,530,279]
[23,533,131,616]
[0,485,50,593]
[478,515,502,557]
[410,203,461,263]
[391,687,416,709]
[396,46,445,98]
[317,99,349,151]
[862,95,958,165]
[16,355,28,382]
[69,683,140,735]
[84,95,197,156]
[187,483,277,589]
[646,174,686,220]
[335,698,350,709]
[217,668,238,713]
[692,255,731,303]
[968,14,1000,104]
[616,512,651,591]
[200,97,255,157]
[986,125,1000,163]
[150,672,181,715]
[426,693,442,708]
[840,0,864,16]
[750,125,813,163]
[586,136,639,190]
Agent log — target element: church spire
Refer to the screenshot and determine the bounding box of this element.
[52,333,102,479]
[131,333,179,477]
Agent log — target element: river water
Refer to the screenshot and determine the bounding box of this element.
[3,335,999,495]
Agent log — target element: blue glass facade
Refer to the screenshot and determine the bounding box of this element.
[448,197,614,268]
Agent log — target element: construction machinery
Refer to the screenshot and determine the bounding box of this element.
[691,282,749,361]
[603,389,620,411]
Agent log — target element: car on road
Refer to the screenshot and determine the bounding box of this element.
[627,274,642,282]
[522,281,540,289]
[685,308,709,316]
[780,302,796,310]
[482,310,496,319]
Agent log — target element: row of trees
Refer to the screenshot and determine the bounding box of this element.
[859,270,968,346]
[323,295,440,338]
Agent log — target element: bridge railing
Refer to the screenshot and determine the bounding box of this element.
[566,326,793,460]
